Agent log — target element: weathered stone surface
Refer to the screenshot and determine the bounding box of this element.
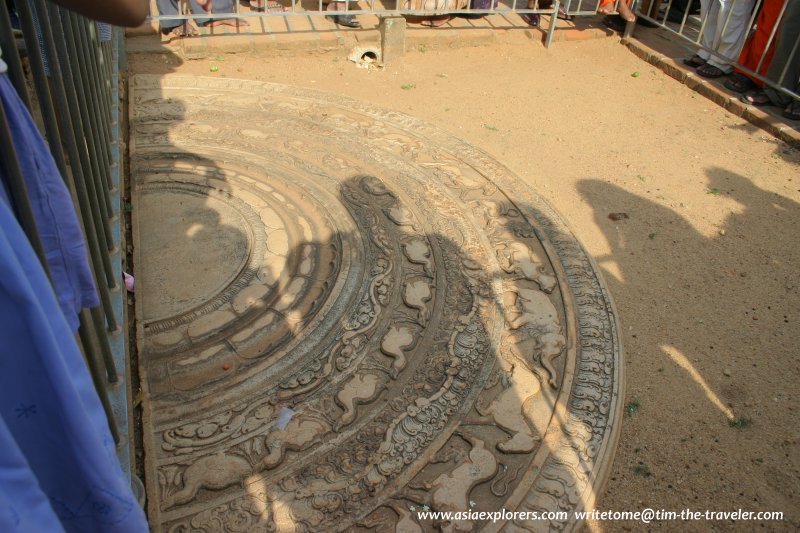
[131,75,623,533]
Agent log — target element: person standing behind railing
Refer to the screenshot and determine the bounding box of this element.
[157,0,248,39]
[683,0,756,78]
[741,0,800,120]
[724,0,785,93]
[0,1,150,532]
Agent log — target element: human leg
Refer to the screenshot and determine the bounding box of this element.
[326,1,360,27]
[197,0,250,27]
[703,0,755,73]
[762,0,800,107]
[733,0,783,85]
[695,0,720,63]
[155,0,183,31]
[598,0,634,19]
[520,0,539,27]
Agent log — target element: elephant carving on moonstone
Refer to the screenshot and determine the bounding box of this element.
[161,413,330,509]
[261,414,330,469]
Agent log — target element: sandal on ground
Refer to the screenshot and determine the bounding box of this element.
[249,0,285,12]
[325,2,360,27]
[420,15,452,26]
[696,63,728,78]
[783,100,800,121]
[161,22,198,40]
[326,14,360,27]
[520,12,540,26]
[682,54,706,68]
[740,90,771,107]
[723,73,757,93]
[538,2,573,20]
[204,18,249,27]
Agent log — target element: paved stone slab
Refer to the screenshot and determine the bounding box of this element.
[131,74,623,532]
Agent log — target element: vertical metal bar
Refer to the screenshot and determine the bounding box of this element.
[83,20,114,176]
[755,0,788,74]
[0,4,32,108]
[30,0,117,303]
[731,0,761,65]
[0,98,49,270]
[545,0,559,48]
[61,16,119,356]
[41,0,120,331]
[118,27,128,73]
[693,4,709,43]
[716,0,738,54]
[68,12,115,217]
[777,32,800,87]
[101,40,115,109]
[91,306,119,382]
[77,310,120,444]
[624,17,635,38]
[15,0,69,179]
[50,6,116,266]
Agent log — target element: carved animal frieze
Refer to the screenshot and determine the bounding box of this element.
[133,76,622,533]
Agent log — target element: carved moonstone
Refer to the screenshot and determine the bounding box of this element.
[131,75,623,533]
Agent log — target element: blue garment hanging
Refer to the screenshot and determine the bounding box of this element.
[0,416,65,532]
[0,197,148,533]
[0,73,98,331]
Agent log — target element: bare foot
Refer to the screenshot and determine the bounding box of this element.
[421,15,451,26]
[597,3,615,15]
[204,18,249,27]
[161,21,199,40]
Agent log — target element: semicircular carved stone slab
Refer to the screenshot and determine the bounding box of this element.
[131,75,623,533]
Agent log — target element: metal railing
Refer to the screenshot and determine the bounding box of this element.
[147,0,616,48]
[627,0,800,103]
[0,2,133,472]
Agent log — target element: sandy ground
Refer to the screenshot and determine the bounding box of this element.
[129,34,799,531]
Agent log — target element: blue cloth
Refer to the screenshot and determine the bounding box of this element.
[97,22,113,42]
[0,73,98,331]
[0,195,148,532]
[0,416,65,532]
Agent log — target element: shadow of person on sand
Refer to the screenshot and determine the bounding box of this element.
[143,158,619,532]
[577,167,800,516]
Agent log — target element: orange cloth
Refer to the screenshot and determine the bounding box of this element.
[736,0,784,85]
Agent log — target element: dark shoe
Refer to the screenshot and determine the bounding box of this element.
[723,73,757,93]
[520,12,540,26]
[326,13,360,27]
[683,54,706,67]
[696,63,729,78]
[783,100,800,121]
